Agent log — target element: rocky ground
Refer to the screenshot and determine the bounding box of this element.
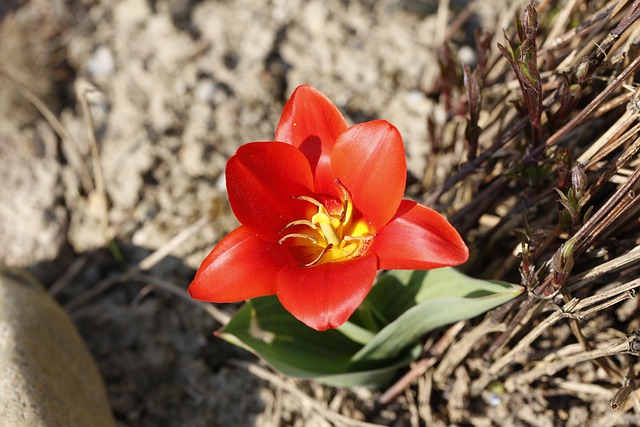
[2,0,639,426]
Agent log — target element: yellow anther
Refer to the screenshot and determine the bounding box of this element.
[278,233,318,245]
[293,195,325,210]
[335,179,353,224]
[341,234,375,245]
[281,219,317,231]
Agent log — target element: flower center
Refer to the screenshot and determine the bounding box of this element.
[278,180,374,266]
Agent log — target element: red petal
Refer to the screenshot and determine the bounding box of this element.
[189,226,292,302]
[275,254,378,331]
[331,120,406,230]
[226,142,315,242]
[372,200,469,270]
[275,85,348,195]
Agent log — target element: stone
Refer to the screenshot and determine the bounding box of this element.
[0,267,116,427]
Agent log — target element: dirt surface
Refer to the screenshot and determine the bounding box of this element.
[3,0,639,426]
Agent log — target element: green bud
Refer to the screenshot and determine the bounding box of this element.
[575,57,590,84]
[571,164,587,199]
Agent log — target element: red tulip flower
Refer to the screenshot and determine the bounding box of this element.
[189,85,469,331]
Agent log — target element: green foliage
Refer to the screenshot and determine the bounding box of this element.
[498,3,542,130]
[219,268,523,388]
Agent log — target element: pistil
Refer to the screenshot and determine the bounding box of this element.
[309,212,340,246]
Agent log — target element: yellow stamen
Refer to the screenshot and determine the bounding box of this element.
[281,219,317,231]
[301,244,333,267]
[278,233,318,245]
[293,195,324,209]
[341,234,375,245]
[277,181,373,266]
[335,179,353,224]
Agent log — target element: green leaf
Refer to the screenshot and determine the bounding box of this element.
[219,295,420,388]
[353,269,523,362]
[313,345,422,388]
[219,296,361,378]
[218,268,523,388]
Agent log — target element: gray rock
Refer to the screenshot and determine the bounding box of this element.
[0,268,116,427]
